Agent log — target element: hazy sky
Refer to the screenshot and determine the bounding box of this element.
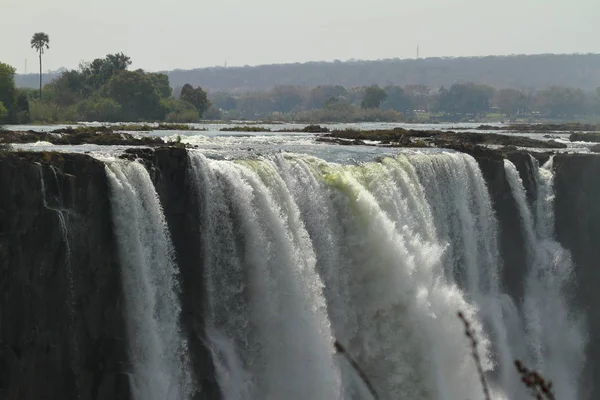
[2,0,598,73]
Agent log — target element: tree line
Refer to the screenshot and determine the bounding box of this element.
[33,52,212,122]
[0,63,30,123]
[1,56,211,124]
[4,72,600,123]
[16,54,600,94]
[3,32,599,124]
[164,54,600,92]
[205,83,600,122]
[0,32,212,124]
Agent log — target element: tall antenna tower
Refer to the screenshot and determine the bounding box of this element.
[24,59,27,74]
[417,45,420,59]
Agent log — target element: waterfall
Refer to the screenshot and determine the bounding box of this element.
[504,157,586,399]
[105,160,193,400]
[95,150,585,400]
[189,151,505,400]
[406,152,515,397]
[188,152,341,400]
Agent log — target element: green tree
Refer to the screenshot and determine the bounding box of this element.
[82,53,132,90]
[180,84,211,117]
[270,85,305,113]
[382,86,412,112]
[324,96,342,108]
[0,63,16,118]
[43,53,133,105]
[30,32,50,99]
[307,85,347,109]
[148,73,172,98]
[105,70,166,121]
[162,98,199,122]
[495,88,530,117]
[592,87,600,115]
[0,101,7,121]
[535,86,586,118]
[202,106,223,120]
[13,90,30,123]
[404,85,432,111]
[236,91,273,118]
[361,85,387,109]
[435,83,494,116]
[43,70,86,106]
[0,63,30,123]
[209,92,237,111]
[76,97,122,121]
[105,53,132,71]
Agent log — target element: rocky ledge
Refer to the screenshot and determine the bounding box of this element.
[0,128,164,147]
[471,123,600,133]
[319,127,567,154]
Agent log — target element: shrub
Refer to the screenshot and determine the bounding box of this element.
[29,101,78,123]
[0,101,7,122]
[163,98,200,123]
[167,134,186,148]
[202,106,223,120]
[166,109,199,123]
[76,97,122,122]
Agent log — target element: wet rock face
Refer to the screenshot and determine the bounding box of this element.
[554,154,600,396]
[472,154,530,302]
[0,149,222,400]
[0,152,130,400]
[470,151,556,304]
[470,151,553,303]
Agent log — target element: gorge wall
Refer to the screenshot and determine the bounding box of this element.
[554,154,600,399]
[0,147,598,399]
[0,153,130,400]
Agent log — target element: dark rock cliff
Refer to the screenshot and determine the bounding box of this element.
[0,149,222,400]
[554,154,600,398]
[0,152,130,400]
[474,153,529,301]
[470,150,549,302]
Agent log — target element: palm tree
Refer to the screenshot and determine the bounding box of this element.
[30,32,50,100]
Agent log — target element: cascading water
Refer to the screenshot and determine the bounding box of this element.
[96,149,585,400]
[188,152,342,400]
[504,157,586,399]
[189,151,503,400]
[104,160,193,400]
[410,152,517,397]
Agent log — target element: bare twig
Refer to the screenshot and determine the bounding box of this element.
[514,360,556,400]
[334,340,379,400]
[458,311,491,400]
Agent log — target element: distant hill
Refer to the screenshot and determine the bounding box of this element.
[16,72,61,89]
[15,53,600,92]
